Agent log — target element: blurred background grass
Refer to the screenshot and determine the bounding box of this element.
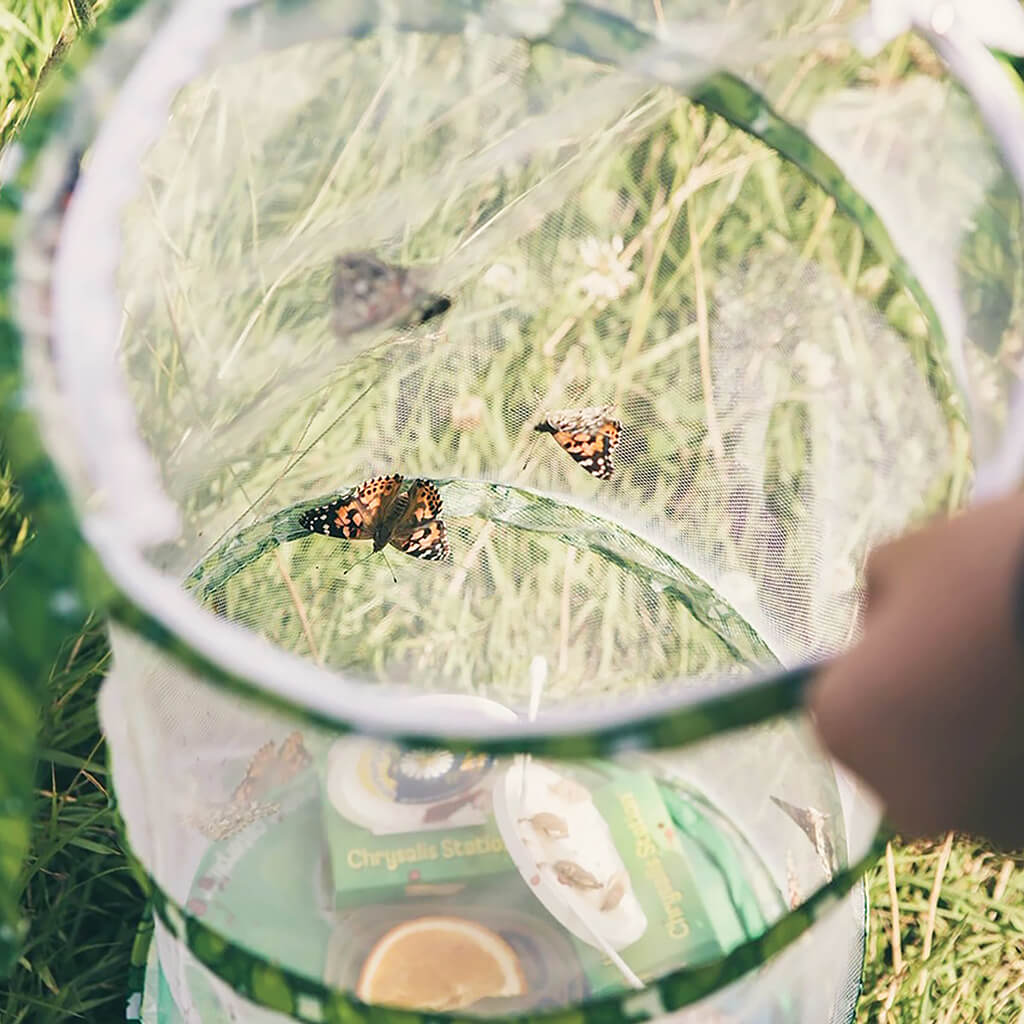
[2,2,1024,1022]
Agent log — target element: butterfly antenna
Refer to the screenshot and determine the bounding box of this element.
[520,435,538,475]
[382,551,398,584]
[343,550,377,577]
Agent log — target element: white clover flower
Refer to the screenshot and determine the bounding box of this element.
[482,262,521,296]
[793,340,834,390]
[451,394,486,432]
[576,235,636,308]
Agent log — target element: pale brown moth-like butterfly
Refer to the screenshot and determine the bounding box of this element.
[192,732,312,841]
[770,795,838,881]
[330,252,452,337]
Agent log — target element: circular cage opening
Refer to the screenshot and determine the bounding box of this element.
[12,0,1024,1022]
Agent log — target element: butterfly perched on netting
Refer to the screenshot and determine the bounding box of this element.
[331,252,452,337]
[232,731,311,806]
[534,405,622,480]
[770,795,838,881]
[299,474,450,562]
[191,732,311,841]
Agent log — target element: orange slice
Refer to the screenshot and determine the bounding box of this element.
[356,915,527,1012]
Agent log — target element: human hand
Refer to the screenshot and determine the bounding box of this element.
[809,491,1024,848]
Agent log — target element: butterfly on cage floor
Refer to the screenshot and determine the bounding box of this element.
[191,732,311,841]
[331,252,452,337]
[298,474,451,563]
[533,405,622,480]
[232,731,311,805]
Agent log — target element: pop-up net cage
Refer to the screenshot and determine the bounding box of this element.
[4,0,1024,1021]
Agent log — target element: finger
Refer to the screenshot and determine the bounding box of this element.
[861,517,946,618]
[808,615,903,786]
[808,607,957,837]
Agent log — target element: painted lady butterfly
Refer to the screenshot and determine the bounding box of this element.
[232,731,311,806]
[192,732,311,841]
[299,475,450,562]
[534,406,621,480]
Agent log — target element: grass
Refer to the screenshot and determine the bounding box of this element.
[3,2,1024,1022]
[0,0,89,147]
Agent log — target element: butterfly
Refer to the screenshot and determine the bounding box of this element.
[232,731,311,805]
[770,795,838,881]
[331,252,452,337]
[534,405,622,480]
[192,732,311,841]
[299,474,450,562]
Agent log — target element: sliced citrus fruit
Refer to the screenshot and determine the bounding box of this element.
[356,915,527,1011]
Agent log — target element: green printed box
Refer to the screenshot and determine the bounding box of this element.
[320,736,517,903]
[318,734,771,1003]
[587,767,726,991]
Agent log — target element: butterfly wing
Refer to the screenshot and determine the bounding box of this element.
[231,733,311,806]
[299,474,404,540]
[331,253,415,335]
[537,409,621,479]
[389,479,450,561]
[391,519,449,562]
[231,740,276,805]
[272,732,312,787]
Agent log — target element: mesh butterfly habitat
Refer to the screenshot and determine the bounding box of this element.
[3,0,1024,1021]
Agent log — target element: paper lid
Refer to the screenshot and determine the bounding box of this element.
[492,759,647,954]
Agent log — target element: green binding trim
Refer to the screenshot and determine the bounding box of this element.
[148,478,813,758]
[137,826,889,1024]
[126,907,156,1018]
[188,479,776,666]
[686,74,968,482]
[112,583,813,758]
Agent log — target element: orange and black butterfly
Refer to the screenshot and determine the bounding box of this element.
[331,253,451,337]
[534,406,621,480]
[299,474,450,562]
